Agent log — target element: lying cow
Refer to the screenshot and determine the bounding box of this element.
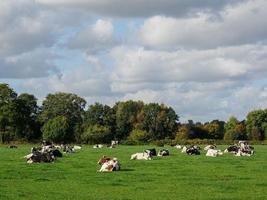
[224,145,239,154]
[181,146,187,153]
[206,149,223,157]
[131,152,152,160]
[62,145,81,153]
[158,149,169,156]
[98,156,120,172]
[204,145,216,151]
[7,145,18,148]
[144,148,157,156]
[186,146,200,155]
[235,149,254,157]
[93,144,103,148]
[174,145,182,149]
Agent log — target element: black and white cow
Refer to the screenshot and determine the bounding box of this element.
[158,149,169,156]
[144,148,157,156]
[224,145,239,154]
[186,146,200,155]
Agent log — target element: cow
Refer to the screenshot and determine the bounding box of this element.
[93,144,103,148]
[62,145,80,153]
[144,148,157,156]
[174,145,182,149]
[224,145,239,153]
[131,152,152,160]
[204,145,216,151]
[7,145,18,148]
[25,151,55,164]
[186,146,200,155]
[181,146,187,153]
[158,149,169,156]
[111,140,119,146]
[206,149,223,157]
[235,148,254,156]
[98,156,120,172]
[51,149,63,158]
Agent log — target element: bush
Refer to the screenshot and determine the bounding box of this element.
[81,125,111,144]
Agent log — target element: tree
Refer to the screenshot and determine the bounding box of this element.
[246,110,267,140]
[175,126,190,140]
[127,129,150,143]
[15,93,40,140]
[84,103,116,134]
[142,103,178,140]
[115,100,144,139]
[0,84,17,142]
[81,125,111,144]
[42,116,70,143]
[39,92,86,142]
[204,120,224,139]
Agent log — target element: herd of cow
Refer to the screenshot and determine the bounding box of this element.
[96,141,255,172]
[15,140,254,172]
[23,141,82,164]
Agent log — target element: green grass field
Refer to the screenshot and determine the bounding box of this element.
[0,145,266,200]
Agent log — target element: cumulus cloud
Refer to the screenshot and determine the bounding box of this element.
[1,0,267,122]
[35,0,238,17]
[0,0,62,56]
[19,55,112,97]
[110,45,267,93]
[69,19,116,53]
[0,48,59,79]
[140,0,267,49]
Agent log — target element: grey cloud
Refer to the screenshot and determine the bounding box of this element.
[0,49,59,79]
[36,0,242,17]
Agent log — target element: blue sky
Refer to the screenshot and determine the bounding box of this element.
[1,0,267,122]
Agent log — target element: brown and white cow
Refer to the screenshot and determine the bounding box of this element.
[98,156,120,172]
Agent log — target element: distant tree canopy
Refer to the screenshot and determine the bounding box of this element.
[0,83,267,143]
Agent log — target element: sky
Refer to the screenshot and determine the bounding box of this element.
[1,0,267,122]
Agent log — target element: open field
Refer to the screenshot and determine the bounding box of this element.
[0,145,266,200]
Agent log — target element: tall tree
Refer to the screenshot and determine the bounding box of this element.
[246,109,267,140]
[39,92,86,142]
[115,100,144,139]
[0,84,17,142]
[142,103,178,140]
[15,93,40,140]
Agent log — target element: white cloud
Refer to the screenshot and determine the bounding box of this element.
[110,45,267,93]
[69,19,116,53]
[140,0,267,49]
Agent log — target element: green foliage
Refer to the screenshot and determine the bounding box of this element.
[142,103,178,140]
[115,100,144,139]
[39,92,86,142]
[127,129,150,143]
[42,116,70,143]
[204,120,224,139]
[81,125,111,144]
[248,127,262,140]
[175,126,190,140]
[84,103,116,134]
[246,109,267,140]
[39,92,86,124]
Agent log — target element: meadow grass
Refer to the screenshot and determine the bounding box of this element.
[0,145,266,200]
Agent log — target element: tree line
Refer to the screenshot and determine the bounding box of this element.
[0,83,266,144]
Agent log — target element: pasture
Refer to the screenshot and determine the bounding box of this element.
[0,145,266,200]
